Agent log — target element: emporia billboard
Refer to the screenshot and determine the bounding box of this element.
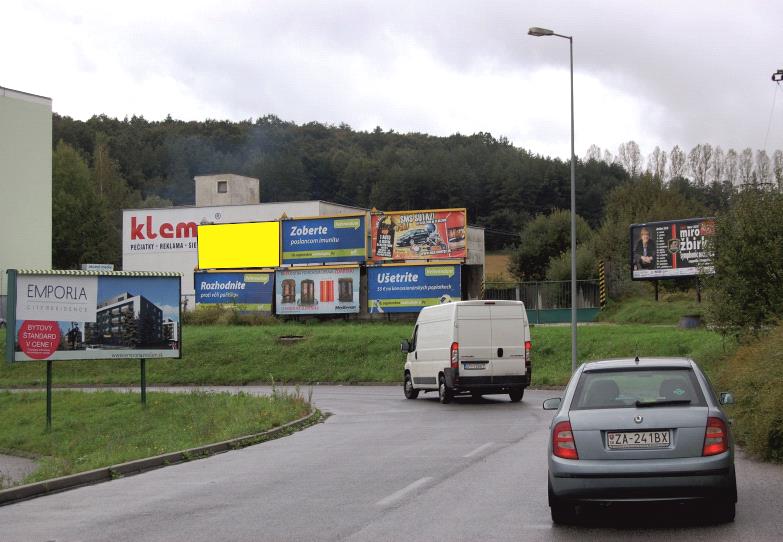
[368,264,461,313]
[371,209,467,261]
[6,270,181,362]
[281,215,366,264]
[197,221,280,269]
[630,218,716,280]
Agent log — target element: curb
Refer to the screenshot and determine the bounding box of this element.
[0,409,322,506]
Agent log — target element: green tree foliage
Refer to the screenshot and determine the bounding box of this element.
[592,174,707,296]
[705,189,783,335]
[545,244,598,281]
[508,210,593,281]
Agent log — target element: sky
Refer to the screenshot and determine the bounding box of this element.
[3,0,783,161]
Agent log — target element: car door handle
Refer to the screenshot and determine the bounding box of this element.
[497,348,504,357]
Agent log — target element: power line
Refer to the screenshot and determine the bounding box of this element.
[763,79,781,152]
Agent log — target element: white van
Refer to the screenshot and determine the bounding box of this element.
[400,300,532,403]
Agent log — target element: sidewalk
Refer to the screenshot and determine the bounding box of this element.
[0,454,36,488]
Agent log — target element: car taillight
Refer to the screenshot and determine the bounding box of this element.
[450,341,459,369]
[524,340,532,368]
[552,420,579,460]
[703,417,729,456]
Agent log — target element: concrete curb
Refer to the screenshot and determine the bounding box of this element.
[0,409,322,506]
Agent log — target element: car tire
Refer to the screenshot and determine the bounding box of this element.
[404,373,419,400]
[438,375,452,404]
[508,389,524,402]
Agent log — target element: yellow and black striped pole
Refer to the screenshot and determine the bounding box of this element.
[598,261,607,309]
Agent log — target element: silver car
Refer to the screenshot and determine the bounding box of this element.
[544,357,737,524]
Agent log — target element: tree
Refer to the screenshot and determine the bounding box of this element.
[705,189,783,335]
[509,210,593,281]
[774,150,783,191]
[688,143,712,186]
[584,144,601,162]
[545,244,598,281]
[756,150,772,185]
[738,148,754,186]
[617,141,643,178]
[724,148,739,187]
[669,145,686,179]
[647,146,667,181]
[710,146,724,184]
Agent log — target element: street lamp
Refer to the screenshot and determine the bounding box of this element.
[528,26,577,374]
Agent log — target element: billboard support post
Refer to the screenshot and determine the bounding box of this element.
[654,280,659,302]
[696,279,701,303]
[140,358,147,407]
[46,360,52,431]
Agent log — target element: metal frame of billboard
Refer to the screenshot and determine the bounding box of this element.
[629,217,716,281]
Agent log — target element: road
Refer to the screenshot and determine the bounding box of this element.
[1,385,782,541]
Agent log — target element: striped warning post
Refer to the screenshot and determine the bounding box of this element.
[598,261,607,308]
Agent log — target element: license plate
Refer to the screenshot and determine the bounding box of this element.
[462,362,487,370]
[607,431,671,449]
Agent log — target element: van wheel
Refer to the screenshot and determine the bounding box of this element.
[438,376,452,404]
[508,389,524,402]
[404,373,419,399]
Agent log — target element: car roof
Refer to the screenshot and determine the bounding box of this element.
[582,357,695,372]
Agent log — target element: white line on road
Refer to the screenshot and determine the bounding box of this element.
[463,442,494,458]
[376,477,433,507]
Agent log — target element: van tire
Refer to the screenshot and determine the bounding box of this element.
[508,389,524,402]
[438,375,452,404]
[404,373,419,399]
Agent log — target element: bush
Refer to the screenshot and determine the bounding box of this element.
[183,305,276,326]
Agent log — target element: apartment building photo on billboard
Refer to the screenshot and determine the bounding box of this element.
[86,292,166,348]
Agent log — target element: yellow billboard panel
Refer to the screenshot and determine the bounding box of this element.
[198,222,280,269]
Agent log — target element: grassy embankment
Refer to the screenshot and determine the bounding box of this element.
[1,314,733,387]
[0,388,312,488]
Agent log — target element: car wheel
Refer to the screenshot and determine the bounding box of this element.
[438,375,452,404]
[404,373,419,400]
[508,389,524,402]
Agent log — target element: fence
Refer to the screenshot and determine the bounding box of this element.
[484,280,601,324]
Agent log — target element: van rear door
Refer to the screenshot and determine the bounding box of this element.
[455,304,493,374]
[489,303,528,378]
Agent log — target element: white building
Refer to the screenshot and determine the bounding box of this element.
[0,86,52,315]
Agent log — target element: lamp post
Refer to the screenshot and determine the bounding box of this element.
[528,26,577,373]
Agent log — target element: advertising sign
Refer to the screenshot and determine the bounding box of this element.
[194,271,274,312]
[197,221,280,269]
[371,209,467,261]
[281,215,366,264]
[368,264,461,313]
[630,218,716,280]
[275,267,360,315]
[8,271,181,362]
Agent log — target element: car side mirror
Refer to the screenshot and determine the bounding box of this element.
[719,392,735,405]
[543,397,562,410]
[400,340,411,354]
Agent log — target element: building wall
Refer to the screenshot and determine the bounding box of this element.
[194,174,260,207]
[0,87,52,301]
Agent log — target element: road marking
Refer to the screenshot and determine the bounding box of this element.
[376,477,433,507]
[463,442,494,458]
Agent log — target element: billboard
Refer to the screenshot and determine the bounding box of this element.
[7,271,181,362]
[197,221,280,269]
[367,264,461,313]
[275,267,360,315]
[281,215,366,264]
[371,209,467,261]
[630,218,716,280]
[194,271,274,312]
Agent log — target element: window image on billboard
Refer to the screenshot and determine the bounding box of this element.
[368,265,461,313]
[197,221,280,269]
[371,209,467,261]
[282,215,366,264]
[275,267,360,315]
[194,271,274,313]
[630,218,716,280]
[9,272,181,362]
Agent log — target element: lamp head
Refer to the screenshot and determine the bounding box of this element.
[528,27,554,37]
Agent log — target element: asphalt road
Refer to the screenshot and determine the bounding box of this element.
[1,385,782,541]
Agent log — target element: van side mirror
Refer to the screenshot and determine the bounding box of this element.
[543,397,562,410]
[719,392,735,405]
[400,340,411,354]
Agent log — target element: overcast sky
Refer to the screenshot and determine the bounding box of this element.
[3,0,783,160]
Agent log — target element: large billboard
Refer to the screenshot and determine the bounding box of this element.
[367,264,461,313]
[281,215,366,264]
[630,218,716,280]
[275,267,360,315]
[6,271,181,362]
[371,209,467,261]
[194,271,274,312]
[197,221,280,269]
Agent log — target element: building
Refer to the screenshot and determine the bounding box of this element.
[194,173,260,207]
[85,292,164,347]
[0,86,52,316]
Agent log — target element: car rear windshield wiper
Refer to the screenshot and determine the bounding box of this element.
[635,399,692,407]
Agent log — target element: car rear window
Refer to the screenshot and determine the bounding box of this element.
[570,368,707,410]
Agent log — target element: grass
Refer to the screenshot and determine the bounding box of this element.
[0,388,312,487]
[598,293,704,325]
[1,322,735,388]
